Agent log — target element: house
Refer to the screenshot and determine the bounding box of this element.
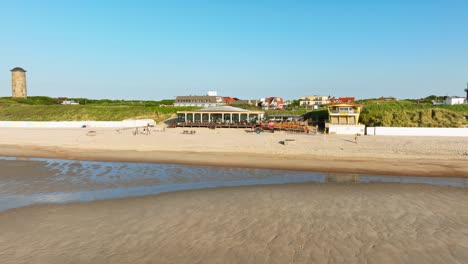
[326,103,362,125]
[61,100,79,105]
[325,103,365,135]
[57,97,79,105]
[174,95,224,107]
[379,96,397,101]
[445,96,465,105]
[299,95,329,106]
[432,96,466,105]
[329,97,355,103]
[223,97,258,106]
[223,97,238,104]
[259,97,284,110]
[433,85,468,105]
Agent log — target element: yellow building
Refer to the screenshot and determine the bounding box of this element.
[326,103,362,125]
[299,95,329,106]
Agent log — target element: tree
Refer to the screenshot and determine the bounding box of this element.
[289,99,300,107]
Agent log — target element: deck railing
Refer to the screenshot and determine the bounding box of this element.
[329,110,359,114]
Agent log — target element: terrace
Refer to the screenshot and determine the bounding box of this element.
[328,106,360,114]
[176,106,264,127]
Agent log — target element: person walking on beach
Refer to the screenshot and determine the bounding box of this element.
[355,134,359,144]
[144,123,151,135]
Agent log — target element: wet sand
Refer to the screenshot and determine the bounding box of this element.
[0,127,467,177]
[1,183,468,264]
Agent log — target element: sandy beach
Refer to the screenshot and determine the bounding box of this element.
[0,183,467,264]
[1,128,467,263]
[0,127,467,177]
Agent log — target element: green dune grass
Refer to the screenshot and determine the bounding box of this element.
[358,99,468,127]
[0,97,197,122]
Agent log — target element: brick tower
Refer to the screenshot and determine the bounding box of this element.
[11,67,27,98]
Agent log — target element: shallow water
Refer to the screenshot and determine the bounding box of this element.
[0,157,466,211]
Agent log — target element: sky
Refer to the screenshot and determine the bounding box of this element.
[0,0,467,100]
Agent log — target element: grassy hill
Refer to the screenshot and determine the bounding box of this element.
[0,97,197,122]
[357,99,468,127]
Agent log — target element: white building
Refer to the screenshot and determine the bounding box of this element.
[259,97,285,110]
[445,96,466,105]
[174,95,224,107]
[299,95,330,106]
[432,85,468,105]
[61,100,79,105]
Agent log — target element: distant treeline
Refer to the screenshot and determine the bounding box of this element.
[0,96,175,106]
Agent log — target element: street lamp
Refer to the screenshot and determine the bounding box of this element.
[465,82,468,101]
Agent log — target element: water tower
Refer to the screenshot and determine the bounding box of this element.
[11,67,27,98]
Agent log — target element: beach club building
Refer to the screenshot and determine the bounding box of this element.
[325,103,365,135]
[177,106,264,124]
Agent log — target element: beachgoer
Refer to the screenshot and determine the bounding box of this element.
[355,134,359,143]
[145,124,150,135]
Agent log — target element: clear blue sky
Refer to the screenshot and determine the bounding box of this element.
[0,0,467,100]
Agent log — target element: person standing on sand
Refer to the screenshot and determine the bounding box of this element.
[355,134,359,144]
[145,123,151,135]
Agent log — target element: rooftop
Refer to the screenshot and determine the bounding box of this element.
[327,103,363,107]
[175,95,219,103]
[177,106,263,113]
[11,67,26,72]
[197,106,255,113]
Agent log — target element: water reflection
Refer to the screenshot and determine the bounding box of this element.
[0,157,466,212]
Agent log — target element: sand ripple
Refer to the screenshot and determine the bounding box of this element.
[1,183,468,264]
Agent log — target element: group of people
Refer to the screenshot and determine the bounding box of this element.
[133,123,153,136]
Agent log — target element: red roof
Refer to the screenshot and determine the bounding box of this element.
[223,97,237,104]
[329,97,355,103]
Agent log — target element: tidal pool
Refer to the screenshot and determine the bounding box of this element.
[0,157,466,211]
